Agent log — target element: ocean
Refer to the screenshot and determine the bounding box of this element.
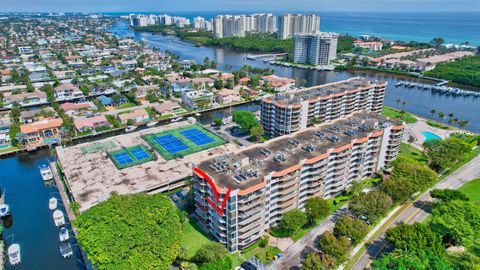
[105,11,480,45]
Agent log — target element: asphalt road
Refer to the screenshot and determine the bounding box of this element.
[350,154,480,270]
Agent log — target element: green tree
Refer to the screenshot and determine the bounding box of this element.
[199,257,232,270]
[302,252,335,270]
[385,223,444,256]
[431,200,480,247]
[213,117,223,126]
[430,37,445,48]
[193,242,229,264]
[317,231,351,262]
[380,177,416,203]
[232,110,258,132]
[74,193,183,270]
[349,191,392,223]
[305,197,330,223]
[213,79,223,90]
[371,250,453,270]
[391,158,438,189]
[249,124,264,141]
[279,209,308,236]
[430,189,469,202]
[333,216,368,245]
[423,138,472,171]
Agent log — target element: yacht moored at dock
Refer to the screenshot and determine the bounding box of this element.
[8,243,21,266]
[60,242,73,259]
[53,209,65,227]
[49,197,58,210]
[40,164,53,181]
[59,227,70,242]
[0,203,10,218]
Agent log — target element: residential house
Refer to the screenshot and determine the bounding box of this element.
[74,115,111,132]
[353,41,383,51]
[54,83,85,101]
[216,88,241,104]
[3,91,48,108]
[20,107,57,123]
[61,102,96,116]
[20,118,63,150]
[151,101,181,115]
[117,109,150,125]
[261,75,296,92]
[181,90,215,109]
[0,112,11,134]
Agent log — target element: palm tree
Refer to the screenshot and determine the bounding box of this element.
[437,112,445,122]
[430,109,436,119]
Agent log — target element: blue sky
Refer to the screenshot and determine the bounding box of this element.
[0,0,479,12]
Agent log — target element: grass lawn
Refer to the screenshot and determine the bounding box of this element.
[459,178,480,203]
[381,107,418,124]
[181,219,214,260]
[399,143,428,163]
[114,102,137,110]
[426,120,454,130]
[0,145,19,154]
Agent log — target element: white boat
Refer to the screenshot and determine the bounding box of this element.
[171,117,183,123]
[0,203,10,218]
[125,126,137,132]
[59,227,70,242]
[60,242,73,259]
[53,209,65,227]
[195,113,201,116]
[40,164,53,181]
[8,243,21,266]
[146,121,158,127]
[49,197,58,210]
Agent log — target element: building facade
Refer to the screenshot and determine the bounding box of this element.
[260,77,386,138]
[213,14,277,39]
[293,32,339,66]
[193,113,404,252]
[279,14,320,39]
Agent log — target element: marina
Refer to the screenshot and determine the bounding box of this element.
[395,80,480,97]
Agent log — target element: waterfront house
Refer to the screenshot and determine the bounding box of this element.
[181,90,215,109]
[61,102,97,116]
[151,101,181,115]
[216,88,241,104]
[74,115,111,133]
[261,75,296,92]
[20,118,63,150]
[117,109,150,125]
[54,83,85,101]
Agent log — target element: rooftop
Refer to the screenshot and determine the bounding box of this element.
[265,77,385,105]
[197,112,403,191]
[56,120,238,211]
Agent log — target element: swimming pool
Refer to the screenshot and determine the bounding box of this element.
[421,131,442,142]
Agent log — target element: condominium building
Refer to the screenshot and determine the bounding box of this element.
[260,77,386,138]
[278,14,320,39]
[293,32,339,66]
[193,112,404,252]
[213,14,277,38]
[194,17,213,31]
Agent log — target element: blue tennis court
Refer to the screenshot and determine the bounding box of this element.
[180,128,215,146]
[112,152,134,166]
[130,146,150,160]
[154,134,189,154]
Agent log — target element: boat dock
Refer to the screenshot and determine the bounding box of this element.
[395,80,480,97]
[246,53,288,60]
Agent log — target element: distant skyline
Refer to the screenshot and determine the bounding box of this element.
[1,0,479,13]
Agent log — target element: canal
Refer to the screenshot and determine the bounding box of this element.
[0,150,83,270]
[109,21,480,134]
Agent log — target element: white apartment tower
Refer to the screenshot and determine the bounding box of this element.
[213,13,277,39]
[293,32,339,66]
[279,14,321,39]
